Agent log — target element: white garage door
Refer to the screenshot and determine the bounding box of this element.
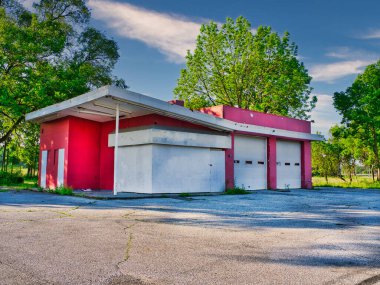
[276,140,301,189]
[234,136,267,190]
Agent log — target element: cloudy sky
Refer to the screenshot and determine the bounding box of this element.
[25,0,380,136]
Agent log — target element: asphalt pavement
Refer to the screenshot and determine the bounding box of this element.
[0,188,379,285]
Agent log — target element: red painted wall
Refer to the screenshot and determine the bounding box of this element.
[66,117,101,189]
[301,141,312,189]
[40,118,69,189]
[225,133,235,189]
[267,137,277,189]
[200,105,311,133]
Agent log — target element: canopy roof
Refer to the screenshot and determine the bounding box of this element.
[26,85,323,141]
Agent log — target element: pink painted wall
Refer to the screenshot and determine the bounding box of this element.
[301,141,312,189]
[225,133,235,189]
[200,105,311,133]
[267,137,277,189]
[67,117,101,189]
[40,118,69,189]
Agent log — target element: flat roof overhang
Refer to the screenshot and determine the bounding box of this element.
[25,85,324,141]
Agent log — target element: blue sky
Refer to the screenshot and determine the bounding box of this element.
[26,0,380,135]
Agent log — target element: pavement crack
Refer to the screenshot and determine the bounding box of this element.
[355,274,380,285]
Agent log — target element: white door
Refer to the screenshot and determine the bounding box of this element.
[209,149,225,192]
[276,140,301,189]
[57,148,65,187]
[234,136,267,190]
[40,150,47,188]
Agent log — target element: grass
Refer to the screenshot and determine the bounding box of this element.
[225,187,250,195]
[0,176,38,190]
[313,176,380,189]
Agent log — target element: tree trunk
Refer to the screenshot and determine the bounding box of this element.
[2,141,6,171]
[370,127,380,181]
[0,116,24,144]
[371,166,375,181]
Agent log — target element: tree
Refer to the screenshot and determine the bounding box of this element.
[330,125,359,182]
[312,139,340,182]
[174,16,316,119]
[333,60,380,180]
[0,0,126,145]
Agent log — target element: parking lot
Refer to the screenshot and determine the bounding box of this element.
[0,188,379,285]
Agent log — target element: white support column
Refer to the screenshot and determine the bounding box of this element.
[113,103,120,195]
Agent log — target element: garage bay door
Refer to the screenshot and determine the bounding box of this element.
[276,140,301,189]
[234,136,267,190]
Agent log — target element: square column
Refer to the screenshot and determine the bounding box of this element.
[225,133,235,189]
[267,137,277,190]
[301,141,312,189]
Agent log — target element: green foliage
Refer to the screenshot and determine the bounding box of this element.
[0,170,24,184]
[225,187,250,195]
[0,0,125,146]
[0,0,126,176]
[312,139,340,181]
[179,192,190,197]
[52,185,73,195]
[313,176,380,189]
[174,16,316,119]
[333,60,380,180]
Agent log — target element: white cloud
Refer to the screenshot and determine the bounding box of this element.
[310,94,341,137]
[88,0,205,63]
[325,46,379,60]
[309,60,374,82]
[361,29,380,39]
[20,0,35,10]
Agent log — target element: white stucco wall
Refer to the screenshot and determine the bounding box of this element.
[116,145,153,193]
[116,144,225,194]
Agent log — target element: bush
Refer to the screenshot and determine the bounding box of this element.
[225,187,250,195]
[54,185,73,195]
[0,171,24,185]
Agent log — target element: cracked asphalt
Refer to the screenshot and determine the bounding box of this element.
[0,188,379,285]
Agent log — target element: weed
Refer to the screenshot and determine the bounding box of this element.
[225,187,250,195]
[179,192,190,197]
[54,186,73,195]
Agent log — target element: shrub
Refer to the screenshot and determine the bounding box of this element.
[54,185,73,195]
[0,171,24,185]
[225,187,250,195]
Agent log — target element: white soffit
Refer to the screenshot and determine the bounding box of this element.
[25,85,324,141]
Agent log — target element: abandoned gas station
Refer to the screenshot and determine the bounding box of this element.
[26,85,322,194]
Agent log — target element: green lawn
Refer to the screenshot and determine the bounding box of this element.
[0,176,38,189]
[313,176,380,189]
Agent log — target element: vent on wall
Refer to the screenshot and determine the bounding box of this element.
[285,162,291,166]
[245,160,253,165]
[258,161,265,165]
[295,163,300,166]
[234,160,240,164]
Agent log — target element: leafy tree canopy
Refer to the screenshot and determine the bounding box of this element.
[174,16,316,119]
[333,60,380,179]
[0,0,126,144]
